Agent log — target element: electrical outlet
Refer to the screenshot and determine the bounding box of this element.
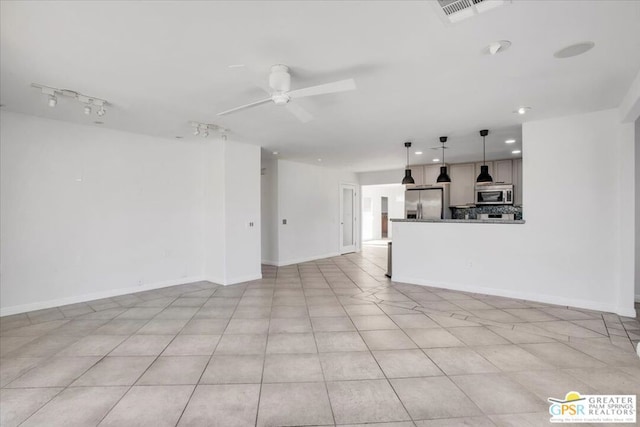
[282,219,287,225]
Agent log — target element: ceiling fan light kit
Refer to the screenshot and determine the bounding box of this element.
[32,83,109,118]
[217,64,356,123]
[476,129,494,184]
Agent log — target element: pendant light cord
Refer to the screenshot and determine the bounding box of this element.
[483,135,486,165]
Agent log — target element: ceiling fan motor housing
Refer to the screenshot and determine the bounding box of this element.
[269,64,291,93]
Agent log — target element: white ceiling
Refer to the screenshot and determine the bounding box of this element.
[1,1,639,172]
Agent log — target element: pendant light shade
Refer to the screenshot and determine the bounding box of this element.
[402,169,415,185]
[401,142,415,184]
[436,136,451,183]
[476,129,493,183]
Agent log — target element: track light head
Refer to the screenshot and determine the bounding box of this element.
[96,106,106,117]
[84,105,92,115]
[48,95,57,107]
[202,130,209,138]
[193,128,200,136]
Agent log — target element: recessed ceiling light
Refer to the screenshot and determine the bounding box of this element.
[317,158,322,162]
[415,151,423,155]
[228,64,245,68]
[486,40,511,55]
[515,107,531,115]
[505,139,516,144]
[512,150,521,154]
[432,158,440,162]
[272,151,279,155]
[554,41,595,59]
[175,136,183,139]
[94,121,104,125]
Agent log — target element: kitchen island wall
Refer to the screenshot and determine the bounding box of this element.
[391,109,636,317]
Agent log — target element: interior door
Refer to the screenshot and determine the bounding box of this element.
[340,184,357,254]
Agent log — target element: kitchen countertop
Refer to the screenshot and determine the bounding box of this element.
[391,218,525,224]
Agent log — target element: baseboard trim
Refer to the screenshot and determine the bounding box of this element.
[224,274,263,286]
[392,275,637,318]
[0,275,206,317]
[261,260,278,267]
[204,274,263,286]
[275,252,341,267]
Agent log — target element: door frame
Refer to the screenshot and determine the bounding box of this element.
[340,183,358,254]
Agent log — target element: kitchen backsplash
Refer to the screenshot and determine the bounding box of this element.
[450,205,523,220]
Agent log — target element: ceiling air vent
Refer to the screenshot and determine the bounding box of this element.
[436,0,510,23]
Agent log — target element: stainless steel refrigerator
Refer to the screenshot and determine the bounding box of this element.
[405,186,450,219]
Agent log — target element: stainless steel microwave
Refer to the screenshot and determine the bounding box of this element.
[475,184,514,205]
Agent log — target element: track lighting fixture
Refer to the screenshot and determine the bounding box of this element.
[32,83,110,118]
[189,121,229,139]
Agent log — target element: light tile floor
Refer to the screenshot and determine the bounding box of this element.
[1,245,639,427]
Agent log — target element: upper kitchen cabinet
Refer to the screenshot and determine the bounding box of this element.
[449,163,475,206]
[493,159,513,184]
[406,166,424,184]
[513,158,523,205]
[474,162,493,180]
[423,164,443,185]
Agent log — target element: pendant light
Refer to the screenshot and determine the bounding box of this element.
[476,129,493,183]
[436,136,451,183]
[401,142,415,185]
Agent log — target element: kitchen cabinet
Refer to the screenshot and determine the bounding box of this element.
[512,158,523,205]
[493,159,513,184]
[423,164,443,185]
[405,166,424,184]
[474,162,493,180]
[449,163,475,206]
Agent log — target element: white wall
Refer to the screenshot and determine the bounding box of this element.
[260,153,278,265]
[202,141,225,284]
[223,140,261,283]
[393,109,636,317]
[1,111,262,315]
[273,159,359,266]
[636,118,640,301]
[362,184,404,241]
[1,111,205,313]
[358,169,404,186]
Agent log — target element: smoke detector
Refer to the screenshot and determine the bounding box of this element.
[435,0,511,23]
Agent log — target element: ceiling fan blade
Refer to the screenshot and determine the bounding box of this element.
[217,98,272,116]
[285,102,314,123]
[288,78,356,99]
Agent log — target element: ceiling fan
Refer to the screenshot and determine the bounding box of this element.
[217,64,356,123]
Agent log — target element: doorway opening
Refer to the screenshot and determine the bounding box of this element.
[381,197,389,239]
[361,184,404,247]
